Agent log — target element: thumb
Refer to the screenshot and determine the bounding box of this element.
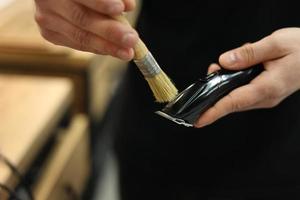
[219,36,282,70]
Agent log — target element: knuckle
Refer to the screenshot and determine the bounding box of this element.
[267,34,287,54]
[72,29,91,48]
[271,29,286,38]
[34,12,48,27]
[70,5,89,27]
[240,44,255,64]
[227,94,241,113]
[100,40,118,56]
[267,34,279,48]
[102,43,114,55]
[94,48,108,55]
[230,103,239,113]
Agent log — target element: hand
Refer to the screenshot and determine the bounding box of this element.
[34,0,138,60]
[195,28,300,128]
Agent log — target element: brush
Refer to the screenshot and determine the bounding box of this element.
[115,15,178,103]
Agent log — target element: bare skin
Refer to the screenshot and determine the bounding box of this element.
[195,28,300,128]
[34,0,138,60]
[32,1,300,128]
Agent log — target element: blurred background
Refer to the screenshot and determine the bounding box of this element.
[0,0,141,199]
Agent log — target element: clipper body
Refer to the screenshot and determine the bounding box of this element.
[156,66,263,127]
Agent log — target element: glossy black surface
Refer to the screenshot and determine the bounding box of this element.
[158,65,263,126]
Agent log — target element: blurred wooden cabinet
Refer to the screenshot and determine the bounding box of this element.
[0,0,141,122]
[33,115,90,200]
[0,74,91,200]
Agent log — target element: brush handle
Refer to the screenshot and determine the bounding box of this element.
[115,15,178,103]
[114,15,148,60]
[114,15,162,78]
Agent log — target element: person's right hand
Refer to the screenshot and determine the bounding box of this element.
[34,0,138,60]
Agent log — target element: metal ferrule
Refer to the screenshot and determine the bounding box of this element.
[134,52,162,78]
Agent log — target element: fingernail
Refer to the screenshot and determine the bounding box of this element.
[122,33,137,47]
[108,2,124,14]
[222,51,241,65]
[117,49,130,60]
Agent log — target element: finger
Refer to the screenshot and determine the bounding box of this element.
[53,1,138,49]
[207,63,221,74]
[35,11,134,60]
[72,0,125,15]
[123,0,136,11]
[219,35,285,70]
[39,28,95,52]
[194,84,263,128]
[242,42,251,46]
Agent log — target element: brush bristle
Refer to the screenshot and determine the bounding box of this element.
[146,71,178,103]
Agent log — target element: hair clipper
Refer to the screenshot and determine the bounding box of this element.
[156,65,263,127]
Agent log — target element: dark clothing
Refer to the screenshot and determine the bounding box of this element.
[114,1,300,199]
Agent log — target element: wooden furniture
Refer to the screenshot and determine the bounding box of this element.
[0,0,141,122]
[33,115,90,200]
[0,74,90,200]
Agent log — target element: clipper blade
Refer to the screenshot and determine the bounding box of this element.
[155,111,193,127]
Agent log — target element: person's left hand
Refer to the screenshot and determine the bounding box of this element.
[194,27,300,128]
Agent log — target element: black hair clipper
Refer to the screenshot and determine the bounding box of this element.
[156,65,263,127]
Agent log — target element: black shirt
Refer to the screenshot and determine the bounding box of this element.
[114,1,300,199]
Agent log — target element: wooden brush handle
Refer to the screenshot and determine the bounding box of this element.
[114,15,148,60]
